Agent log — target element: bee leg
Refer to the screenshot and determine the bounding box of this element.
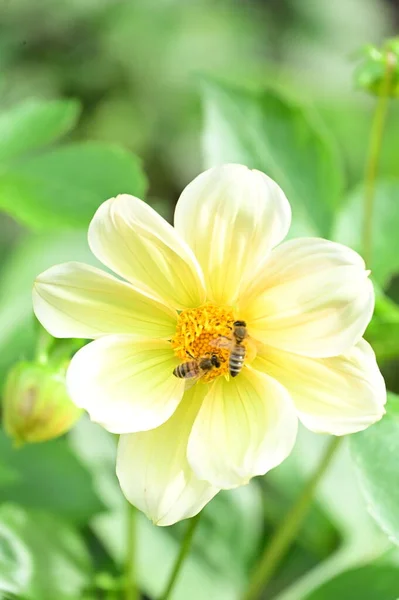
[217,354,227,362]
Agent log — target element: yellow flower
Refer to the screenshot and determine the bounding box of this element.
[33,164,386,526]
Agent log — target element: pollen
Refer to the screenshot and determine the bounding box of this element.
[171,303,235,382]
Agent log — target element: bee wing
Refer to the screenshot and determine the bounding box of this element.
[209,335,233,351]
[183,377,199,391]
[183,371,206,391]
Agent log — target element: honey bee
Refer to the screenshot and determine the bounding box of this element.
[173,353,221,381]
[229,320,248,377]
[211,320,248,378]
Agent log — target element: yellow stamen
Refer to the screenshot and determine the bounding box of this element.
[171,303,235,382]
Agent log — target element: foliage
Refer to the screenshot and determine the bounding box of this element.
[354,38,399,97]
[302,564,399,600]
[202,77,343,238]
[334,181,399,288]
[0,1,399,599]
[351,393,399,546]
[0,99,147,230]
[0,504,92,600]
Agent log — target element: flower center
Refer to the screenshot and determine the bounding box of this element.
[171,303,235,383]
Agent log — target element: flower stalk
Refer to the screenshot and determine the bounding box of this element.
[362,49,395,265]
[125,503,139,600]
[242,435,342,600]
[159,513,202,600]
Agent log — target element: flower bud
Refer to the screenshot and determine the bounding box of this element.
[354,38,399,97]
[2,361,81,445]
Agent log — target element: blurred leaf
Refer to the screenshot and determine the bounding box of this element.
[366,321,399,362]
[316,96,399,191]
[268,428,390,600]
[0,430,105,524]
[350,393,399,546]
[364,286,399,362]
[262,463,338,559]
[0,463,18,488]
[302,564,399,600]
[70,417,264,600]
[0,231,95,302]
[334,180,399,287]
[0,142,147,230]
[0,99,80,163]
[268,428,383,547]
[197,484,263,578]
[0,504,92,600]
[201,77,343,237]
[366,305,399,362]
[0,231,97,390]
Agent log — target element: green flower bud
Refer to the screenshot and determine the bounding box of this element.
[2,361,81,446]
[354,38,399,97]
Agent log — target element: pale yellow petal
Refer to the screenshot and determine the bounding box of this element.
[67,336,185,434]
[187,368,297,488]
[117,386,219,526]
[88,194,205,309]
[240,238,374,358]
[255,339,386,435]
[33,262,177,339]
[174,164,291,304]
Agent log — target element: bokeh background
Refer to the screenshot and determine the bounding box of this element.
[1,1,399,599]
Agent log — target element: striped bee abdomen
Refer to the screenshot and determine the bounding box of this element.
[173,360,200,379]
[229,344,246,377]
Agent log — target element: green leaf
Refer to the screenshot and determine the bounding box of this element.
[364,287,399,362]
[265,427,390,600]
[0,504,92,600]
[201,77,344,237]
[0,430,105,525]
[262,459,338,558]
[0,231,98,391]
[0,142,147,230]
[334,180,399,287]
[366,320,399,362]
[268,427,383,546]
[0,463,19,488]
[0,99,80,163]
[302,564,399,600]
[350,392,399,546]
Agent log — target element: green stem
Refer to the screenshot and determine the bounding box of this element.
[362,50,394,265]
[125,502,139,600]
[242,436,342,600]
[159,513,202,600]
[35,326,54,364]
[48,338,86,365]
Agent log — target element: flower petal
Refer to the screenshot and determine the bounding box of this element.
[67,335,185,434]
[117,386,219,526]
[187,368,298,488]
[88,194,206,309]
[240,238,374,358]
[174,164,291,304]
[33,262,177,340]
[255,339,386,435]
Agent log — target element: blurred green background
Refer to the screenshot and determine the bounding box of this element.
[1,1,399,599]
